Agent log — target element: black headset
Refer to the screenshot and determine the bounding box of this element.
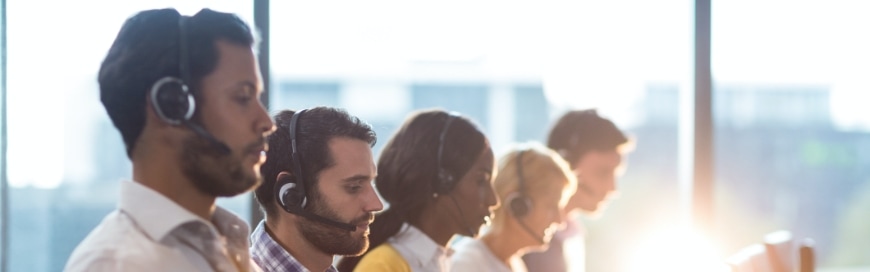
[150,16,195,126]
[435,112,460,194]
[274,109,357,231]
[509,149,546,243]
[276,109,310,214]
[509,150,534,218]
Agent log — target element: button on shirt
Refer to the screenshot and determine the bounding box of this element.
[389,223,454,272]
[250,220,338,272]
[65,180,262,272]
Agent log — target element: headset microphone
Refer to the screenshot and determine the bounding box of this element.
[510,150,546,244]
[448,194,477,237]
[516,217,546,244]
[184,121,231,155]
[298,207,358,231]
[303,209,358,232]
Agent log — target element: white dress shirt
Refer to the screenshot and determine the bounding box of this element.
[65,180,261,272]
[450,238,526,272]
[388,223,454,272]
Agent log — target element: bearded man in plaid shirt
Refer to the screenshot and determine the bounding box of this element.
[251,108,383,272]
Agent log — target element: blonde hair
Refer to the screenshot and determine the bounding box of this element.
[491,142,577,226]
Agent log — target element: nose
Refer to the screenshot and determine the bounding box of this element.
[365,186,384,213]
[483,182,499,209]
[255,99,276,136]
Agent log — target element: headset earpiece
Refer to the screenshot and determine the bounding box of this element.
[277,174,308,214]
[508,192,533,218]
[436,169,455,194]
[511,149,533,218]
[150,77,195,125]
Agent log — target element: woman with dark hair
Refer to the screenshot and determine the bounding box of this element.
[337,109,499,272]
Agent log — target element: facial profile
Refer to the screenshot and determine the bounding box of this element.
[296,137,382,256]
[568,149,623,216]
[525,194,564,247]
[444,142,498,238]
[179,40,273,197]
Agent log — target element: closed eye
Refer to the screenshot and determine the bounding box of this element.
[235,85,256,104]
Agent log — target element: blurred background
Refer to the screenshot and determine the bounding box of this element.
[1,0,868,271]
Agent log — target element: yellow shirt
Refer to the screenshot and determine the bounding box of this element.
[355,223,452,272]
[355,244,411,272]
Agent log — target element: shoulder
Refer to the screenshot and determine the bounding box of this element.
[356,244,411,272]
[450,240,487,270]
[65,211,184,271]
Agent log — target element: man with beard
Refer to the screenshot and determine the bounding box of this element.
[252,107,383,272]
[65,8,274,272]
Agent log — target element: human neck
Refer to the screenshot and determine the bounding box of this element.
[413,205,459,247]
[267,218,334,272]
[132,145,216,220]
[481,225,525,267]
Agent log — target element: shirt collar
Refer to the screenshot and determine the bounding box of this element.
[250,220,338,272]
[390,223,454,268]
[119,180,203,241]
[118,180,250,244]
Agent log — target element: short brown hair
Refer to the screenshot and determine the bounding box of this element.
[546,109,629,167]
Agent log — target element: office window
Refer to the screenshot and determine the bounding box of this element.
[4,2,253,271]
[513,84,549,143]
[712,0,870,269]
[271,1,693,271]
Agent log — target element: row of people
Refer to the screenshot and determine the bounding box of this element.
[65,8,630,272]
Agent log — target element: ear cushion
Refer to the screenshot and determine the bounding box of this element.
[277,177,307,213]
[436,169,455,194]
[508,193,533,218]
[151,77,195,125]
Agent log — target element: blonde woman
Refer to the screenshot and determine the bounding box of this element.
[451,143,577,272]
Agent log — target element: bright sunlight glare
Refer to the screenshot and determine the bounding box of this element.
[627,227,730,272]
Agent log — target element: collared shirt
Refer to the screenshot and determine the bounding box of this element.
[450,238,526,272]
[65,180,262,272]
[250,220,338,272]
[388,223,454,272]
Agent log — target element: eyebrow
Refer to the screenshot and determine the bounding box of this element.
[342,174,374,183]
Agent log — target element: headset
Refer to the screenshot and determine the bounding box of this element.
[509,150,533,218]
[435,112,460,194]
[435,112,479,236]
[149,15,230,154]
[275,109,357,232]
[509,149,545,244]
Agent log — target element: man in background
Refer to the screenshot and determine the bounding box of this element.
[523,109,632,272]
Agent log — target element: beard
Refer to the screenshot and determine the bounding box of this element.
[297,190,373,256]
[180,133,262,197]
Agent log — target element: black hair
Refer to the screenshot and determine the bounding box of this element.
[99,8,256,157]
[255,107,377,219]
[337,109,487,271]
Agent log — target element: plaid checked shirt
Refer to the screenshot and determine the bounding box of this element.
[250,220,338,272]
